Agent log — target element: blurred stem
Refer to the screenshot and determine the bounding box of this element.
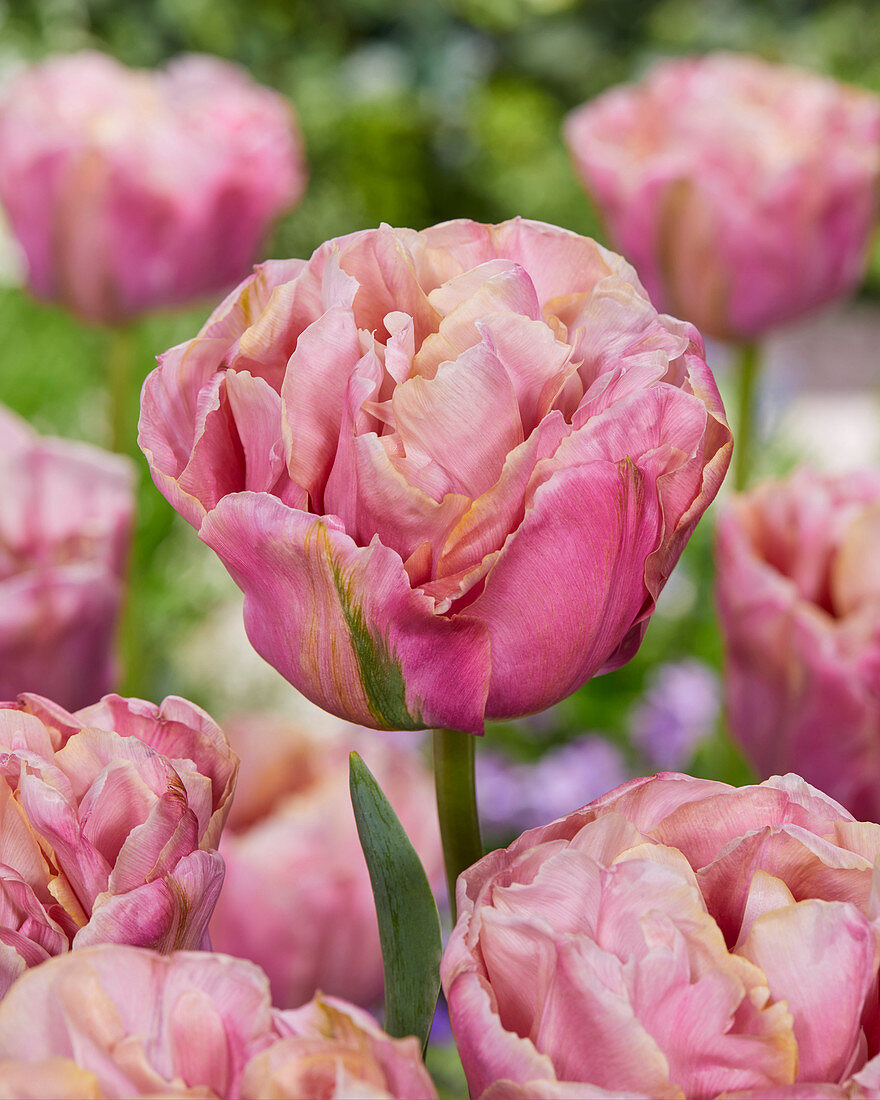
[433,729,482,923]
[733,341,760,492]
[106,323,137,457]
[116,501,146,700]
[104,322,147,697]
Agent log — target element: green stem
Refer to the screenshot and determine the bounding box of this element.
[106,323,137,456]
[104,322,145,696]
[733,341,760,492]
[433,729,482,923]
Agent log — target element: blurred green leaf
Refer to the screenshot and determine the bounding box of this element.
[349,750,442,1054]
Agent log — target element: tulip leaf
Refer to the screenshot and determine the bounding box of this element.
[349,751,441,1054]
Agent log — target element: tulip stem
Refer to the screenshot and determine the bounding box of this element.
[733,340,760,492]
[106,323,138,456]
[105,322,146,697]
[433,729,482,923]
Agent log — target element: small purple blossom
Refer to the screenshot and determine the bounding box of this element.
[630,659,720,770]
[477,736,629,834]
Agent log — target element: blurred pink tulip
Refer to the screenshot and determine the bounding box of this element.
[565,53,880,341]
[209,716,443,1008]
[0,691,237,995]
[140,218,731,733]
[242,994,438,1100]
[442,772,880,1099]
[716,468,880,819]
[0,405,134,710]
[0,51,305,324]
[0,944,437,1099]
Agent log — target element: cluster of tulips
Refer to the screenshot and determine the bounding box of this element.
[0,42,879,1100]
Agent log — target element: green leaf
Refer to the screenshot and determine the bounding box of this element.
[349,751,442,1053]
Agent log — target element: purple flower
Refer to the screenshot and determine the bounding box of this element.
[477,736,628,834]
[630,659,720,770]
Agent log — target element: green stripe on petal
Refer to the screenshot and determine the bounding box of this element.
[330,552,423,731]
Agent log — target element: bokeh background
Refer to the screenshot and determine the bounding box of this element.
[2,0,879,881]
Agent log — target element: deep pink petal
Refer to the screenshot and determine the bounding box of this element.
[468,457,662,719]
[75,849,224,952]
[199,493,492,732]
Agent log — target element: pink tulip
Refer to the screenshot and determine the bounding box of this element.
[139,218,731,733]
[442,772,880,1099]
[564,53,880,341]
[209,716,443,1008]
[242,994,438,1100]
[0,944,437,1099]
[0,691,237,996]
[716,468,880,820]
[0,51,305,324]
[0,405,134,710]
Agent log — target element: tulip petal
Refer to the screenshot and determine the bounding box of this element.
[489,218,629,305]
[445,970,559,1100]
[739,899,878,1084]
[482,1083,665,1100]
[415,260,542,378]
[281,305,363,503]
[74,693,237,850]
[0,1057,102,1099]
[468,457,662,718]
[338,223,441,344]
[697,825,873,947]
[393,336,524,499]
[75,849,224,952]
[0,570,120,713]
[199,493,492,732]
[433,411,569,597]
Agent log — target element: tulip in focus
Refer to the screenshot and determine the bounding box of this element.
[442,771,880,1099]
[0,405,134,710]
[0,51,305,324]
[140,218,731,733]
[0,691,237,996]
[716,468,880,819]
[209,715,443,1008]
[0,945,437,1099]
[565,53,880,341]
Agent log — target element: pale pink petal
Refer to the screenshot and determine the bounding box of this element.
[482,1083,665,1100]
[697,826,873,946]
[266,996,438,1100]
[324,423,471,578]
[281,306,363,504]
[337,224,440,344]
[467,457,662,719]
[414,260,542,378]
[0,571,121,714]
[0,945,280,1096]
[75,694,237,849]
[18,769,111,910]
[476,312,576,435]
[433,412,569,596]
[0,1058,102,1099]
[393,337,524,499]
[444,969,560,1100]
[489,218,631,305]
[738,900,878,1084]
